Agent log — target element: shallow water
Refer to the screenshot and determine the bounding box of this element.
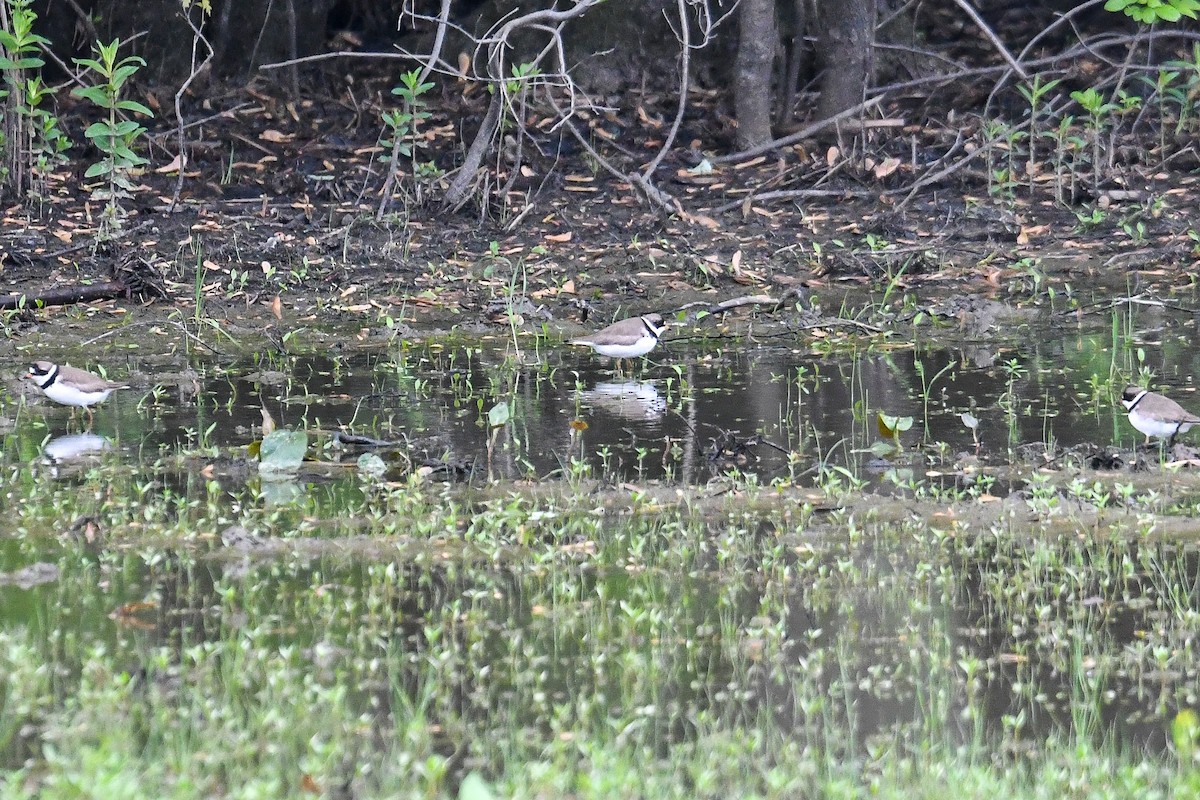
[3,298,1200,777]
[8,306,1200,484]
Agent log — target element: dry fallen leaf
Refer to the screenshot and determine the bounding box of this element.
[155,153,185,174]
[873,157,901,179]
[733,156,766,170]
[683,212,721,230]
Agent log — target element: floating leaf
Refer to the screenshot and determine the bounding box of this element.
[357,452,387,477]
[458,773,496,800]
[259,429,307,473]
[488,401,510,429]
[876,412,914,439]
[869,440,897,458]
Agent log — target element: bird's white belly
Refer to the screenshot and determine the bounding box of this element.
[42,383,113,407]
[590,340,656,358]
[1130,412,1196,438]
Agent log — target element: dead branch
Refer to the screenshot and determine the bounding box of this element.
[639,0,692,182]
[949,0,1027,81]
[81,318,227,356]
[1,283,129,310]
[375,0,453,219]
[443,0,605,209]
[2,248,168,310]
[545,91,678,211]
[709,188,877,214]
[675,294,780,314]
[712,96,885,164]
[992,0,1109,99]
[169,5,215,213]
[411,0,452,90]
[61,0,100,50]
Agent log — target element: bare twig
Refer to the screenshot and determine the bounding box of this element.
[674,294,782,315]
[82,319,229,356]
[61,0,100,46]
[712,96,885,164]
[442,0,605,209]
[412,0,451,88]
[639,0,692,182]
[169,5,215,212]
[949,0,1028,81]
[710,188,877,214]
[891,132,978,210]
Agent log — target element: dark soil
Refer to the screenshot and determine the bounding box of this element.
[3,51,1199,336]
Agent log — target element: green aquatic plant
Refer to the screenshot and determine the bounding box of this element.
[378,68,437,218]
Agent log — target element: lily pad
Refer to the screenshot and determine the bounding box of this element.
[877,411,914,439]
[259,429,308,474]
[488,401,510,429]
[869,440,897,458]
[357,452,388,477]
[458,773,496,800]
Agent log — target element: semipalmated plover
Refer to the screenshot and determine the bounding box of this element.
[1120,384,1200,444]
[23,361,128,422]
[570,314,666,370]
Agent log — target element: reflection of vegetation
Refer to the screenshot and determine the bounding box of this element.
[5,450,1200,795]
[11,311,1200,796]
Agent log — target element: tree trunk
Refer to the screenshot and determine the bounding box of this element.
[814,0,875,122]
[733,0,777,150]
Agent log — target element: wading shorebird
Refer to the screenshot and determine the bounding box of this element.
[24,361,128,423]
[1120,384,1200,446]
[570,313,667,371]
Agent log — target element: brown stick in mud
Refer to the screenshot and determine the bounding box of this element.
[0,282,131,310]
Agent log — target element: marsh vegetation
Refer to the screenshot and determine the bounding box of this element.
[5,284,1200,798]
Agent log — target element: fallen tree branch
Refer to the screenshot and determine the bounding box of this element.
[676,292,813,316]
[1,282,130,310]
[1,250,169,311]
[442,0,604,210]
[709,187,877,214]
[711,96,885,164]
